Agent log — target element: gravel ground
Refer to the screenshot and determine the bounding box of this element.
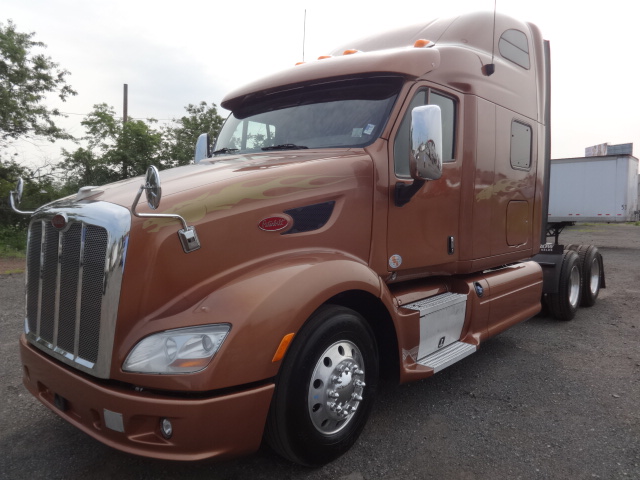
[0,223,638,480]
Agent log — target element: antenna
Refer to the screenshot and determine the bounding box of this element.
[484,0,497,76]
[302,9,307,62]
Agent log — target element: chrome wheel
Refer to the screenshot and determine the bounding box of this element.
[568,264,581,308]
[588,257,601,296]
[308,340,365,435]
[547,250,582,320]
[266,305,378,466]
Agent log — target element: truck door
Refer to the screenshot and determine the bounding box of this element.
[387,85,462,278]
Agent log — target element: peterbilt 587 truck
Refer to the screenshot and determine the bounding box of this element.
[10,11,604,466]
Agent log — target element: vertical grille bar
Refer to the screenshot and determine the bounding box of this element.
[26,221,42,334]
[78,225,108,363]
[57,223,82,353]
[39,223,59,344]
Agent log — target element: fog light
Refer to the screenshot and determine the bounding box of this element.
[160,418,173,439]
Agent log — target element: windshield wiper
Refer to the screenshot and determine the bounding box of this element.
[261,144,309,151]
[212,148,239,155]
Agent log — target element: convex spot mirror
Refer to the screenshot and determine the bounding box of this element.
[410,105,443,181]
[14,178,25,204]
[144,166,162,210]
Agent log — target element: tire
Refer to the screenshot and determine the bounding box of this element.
[547,250,582,320]
[265,305,378,466]
[576,245,603,307]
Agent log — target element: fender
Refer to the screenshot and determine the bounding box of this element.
[114,250,386,391]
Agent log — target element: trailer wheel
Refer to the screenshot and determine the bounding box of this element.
[547,250,582,320]
[265,305,378,466]
[577,245,603,307]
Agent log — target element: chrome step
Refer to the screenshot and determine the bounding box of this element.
[417,341,477,373]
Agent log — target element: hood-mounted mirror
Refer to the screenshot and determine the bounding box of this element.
[9,178,35,215]
[144,165,162,209]
[132,166,201,253]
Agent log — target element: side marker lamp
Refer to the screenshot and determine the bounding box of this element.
[414,39,434,48]
[272,333,295,363]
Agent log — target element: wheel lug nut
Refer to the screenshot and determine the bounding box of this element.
[355,380,366,387]
[329,390,339,399]
[351,393,363,401]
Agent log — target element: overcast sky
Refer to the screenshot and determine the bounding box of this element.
[4,0,639,167]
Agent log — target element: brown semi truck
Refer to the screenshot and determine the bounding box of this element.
[9,11,604,466]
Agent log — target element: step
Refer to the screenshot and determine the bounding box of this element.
[417,341,477,373]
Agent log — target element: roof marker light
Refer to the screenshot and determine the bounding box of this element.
[317,55,333,60]
[414,39,433,48]
[343,49,359,55]
[295,62,306,66]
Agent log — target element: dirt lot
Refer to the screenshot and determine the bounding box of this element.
[0,223,638,480]
[0,257,24,275]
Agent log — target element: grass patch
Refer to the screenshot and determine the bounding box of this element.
[0,224,27,258]
[1,268,24,275]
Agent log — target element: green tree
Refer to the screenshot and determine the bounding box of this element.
[60,103,163,185]
[0,20,77,150]
[162,101,224,167]
[0,158,63,248]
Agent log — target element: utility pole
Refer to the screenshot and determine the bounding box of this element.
[122,83,129,179]
[123,84,128,123]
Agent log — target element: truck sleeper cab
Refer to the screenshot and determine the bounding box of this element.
[12,11,603,466]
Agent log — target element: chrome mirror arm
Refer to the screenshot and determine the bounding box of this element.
[131,185,189,231]
[9,179,35,215]
[131,168,201,254]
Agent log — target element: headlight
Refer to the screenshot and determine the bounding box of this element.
[123,324,231,374]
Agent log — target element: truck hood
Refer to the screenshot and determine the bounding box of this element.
[62,149,368,211]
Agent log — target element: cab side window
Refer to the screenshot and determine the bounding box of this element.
[429,92,455,164]
[393,89,456,177]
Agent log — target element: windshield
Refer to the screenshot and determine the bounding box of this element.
[214,76,403,155]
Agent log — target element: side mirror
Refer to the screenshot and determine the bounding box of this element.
[194,133,211,164]
[9,177,34,215]
[15,178,24,204]
[410,105,443,181]
[131,166,201,253]
[144,165,162,209]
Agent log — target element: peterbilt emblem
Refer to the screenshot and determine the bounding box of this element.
[258,216,290,232]
[51,213,68,230]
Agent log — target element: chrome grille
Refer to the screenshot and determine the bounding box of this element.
[25,201,130,378]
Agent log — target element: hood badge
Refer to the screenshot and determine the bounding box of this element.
[51,213,68,230]
[259,215,291,232]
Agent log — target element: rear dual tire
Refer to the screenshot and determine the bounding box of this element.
[565,244,604,307]
[547,250,582,320]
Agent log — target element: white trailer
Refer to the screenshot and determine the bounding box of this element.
[548,154,639,223]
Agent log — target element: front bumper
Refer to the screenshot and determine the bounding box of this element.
[20,334,274,461]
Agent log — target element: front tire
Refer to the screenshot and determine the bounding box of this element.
[265,305,378,466]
